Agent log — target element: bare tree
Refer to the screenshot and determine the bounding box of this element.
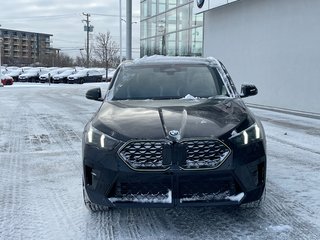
[56,53,74,67]
[93,32,119,73]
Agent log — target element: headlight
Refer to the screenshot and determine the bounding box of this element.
[85,124,119,150]
[229,123,262,146]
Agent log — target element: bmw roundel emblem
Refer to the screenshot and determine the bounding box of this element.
[169,130,179,137]
[197,0,205,8]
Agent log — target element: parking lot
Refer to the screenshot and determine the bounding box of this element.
[0,83,320,240]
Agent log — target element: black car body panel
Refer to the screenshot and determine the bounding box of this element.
[82,56,266,209]
[94,99,247,141]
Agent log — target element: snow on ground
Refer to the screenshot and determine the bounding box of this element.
[0,83,320,240]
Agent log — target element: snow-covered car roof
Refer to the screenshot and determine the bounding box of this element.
[128,55,220,67]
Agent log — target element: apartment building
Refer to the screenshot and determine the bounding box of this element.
[0,28,53,65]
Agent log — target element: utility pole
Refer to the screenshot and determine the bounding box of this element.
[0,37,2,81]
[82,13,93,68]
[0,23,2,80]
[119,0,122,63]
[126,0,132,60]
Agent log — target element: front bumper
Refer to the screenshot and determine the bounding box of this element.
[83,140,266,208]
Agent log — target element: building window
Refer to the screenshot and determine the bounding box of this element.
[141,20,147,39]
[177,4,190,31]
[167,33,176,56]
[167,0,177,9]
[140,0,203,57]
[141,0,148,19]
[166,9,176,33]
[158,0,166,14]
[191,27,202,56]
[178,30,190,56]
[151,0,157,15]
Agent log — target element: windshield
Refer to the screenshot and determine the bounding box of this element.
[111,64,227,100]
[77,69,88,75]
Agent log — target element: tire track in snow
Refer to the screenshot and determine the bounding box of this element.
[3,90,82,239]
[0,94,31,239]
[261,182,320,240]
[267,135,320,156]
[0,95,57,239]
[124,209,141,239]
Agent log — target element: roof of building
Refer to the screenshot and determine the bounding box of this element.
[0,28,52,37]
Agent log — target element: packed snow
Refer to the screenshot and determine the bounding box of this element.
[0,82,320,240]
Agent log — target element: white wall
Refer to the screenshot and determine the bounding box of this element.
[203,0,320,115]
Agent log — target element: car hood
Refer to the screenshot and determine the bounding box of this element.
[68,74,83,78]
[93,98,250,141]
[20,73,37,77]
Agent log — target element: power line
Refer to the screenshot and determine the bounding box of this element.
[90,13,139,18]
[53,38,83,44]
[0,14,79,21]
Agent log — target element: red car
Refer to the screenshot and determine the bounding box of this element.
[0,75,14,85]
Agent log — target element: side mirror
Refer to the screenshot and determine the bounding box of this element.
[86,88,103,101]
[241,84,258,98]
[87,72,89,76]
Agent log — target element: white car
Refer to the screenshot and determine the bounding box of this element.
[52,69,77,84]
[19,68,49,82]
[39,68,73,83]
[7,67,32,82]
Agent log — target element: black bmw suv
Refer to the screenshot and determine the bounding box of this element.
[82,56,266,211]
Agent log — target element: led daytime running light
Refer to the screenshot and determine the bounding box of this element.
[100,135,105,148]
[255,124,260,139]
[88,127,93,143]
[243,131,248,145]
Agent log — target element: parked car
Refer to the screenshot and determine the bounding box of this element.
[82,56,267,211]
[5,66,19,74]
[67,69,102,84]
[39,68,73,83]
[52,69,77,84]
[8,67,32,82]
[0,74,14,85]
[0,68,6,76]
[19,68,48,82]
[102,68,116,82]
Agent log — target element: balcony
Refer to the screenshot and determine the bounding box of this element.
[21,41,28,46]
[3,45,11,50]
